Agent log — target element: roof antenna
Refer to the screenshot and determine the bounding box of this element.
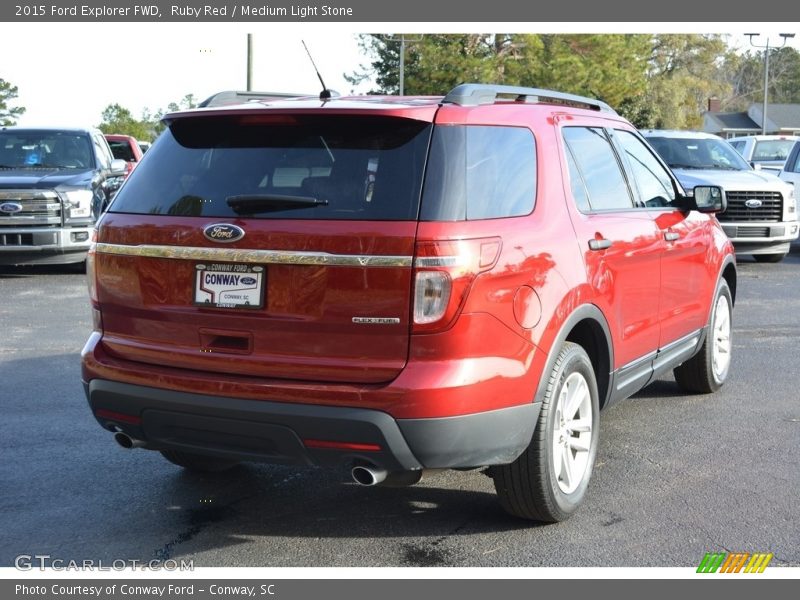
[302,40,339,101]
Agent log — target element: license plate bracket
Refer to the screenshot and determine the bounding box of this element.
[194,263,265,309]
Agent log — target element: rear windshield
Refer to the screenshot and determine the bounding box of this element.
[752,139,796,162]
[108,114,432,220]
[107,139,137,162]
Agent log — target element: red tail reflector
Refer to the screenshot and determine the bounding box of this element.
[303,439,382,452]
[95,409,142,425]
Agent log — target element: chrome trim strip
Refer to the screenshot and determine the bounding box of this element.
[659,329,703,355]
[414,255,464,268]
[96,243,413,268]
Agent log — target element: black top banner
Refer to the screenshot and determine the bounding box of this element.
[3,0,800,22]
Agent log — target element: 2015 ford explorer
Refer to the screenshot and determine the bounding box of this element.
[82,85,736,522]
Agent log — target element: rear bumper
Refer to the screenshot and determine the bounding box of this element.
[85,379,540,471]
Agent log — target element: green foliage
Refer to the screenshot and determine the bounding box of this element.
[98,104,151,140]
[98,94,198,141]
[638,34,733,130]
[0,78,26,126]
[726,46,800,108]
[347,34,740,130]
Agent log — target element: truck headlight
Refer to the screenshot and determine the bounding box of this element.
[786,184,796,214]
[62,190,94,220]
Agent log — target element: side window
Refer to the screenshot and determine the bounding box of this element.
[789,145,800,173]
[93,134,111,169]
[565,145,590,212]
[615,130,676,208]
[729,140,745,153]
[562,127,633,211]
[464,126,536,220]
[421,125,536,221]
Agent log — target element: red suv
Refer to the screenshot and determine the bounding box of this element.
[82,85,736,522]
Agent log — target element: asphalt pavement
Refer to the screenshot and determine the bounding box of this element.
[1,250,798,568]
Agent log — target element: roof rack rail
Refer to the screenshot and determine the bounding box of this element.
[442,84,616,114]
[197,90,313,108]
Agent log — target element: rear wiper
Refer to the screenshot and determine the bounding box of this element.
[226,194,328,214]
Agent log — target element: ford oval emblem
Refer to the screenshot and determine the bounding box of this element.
[745,199,763,209]
[0,202,23,214]
[203,223,245,243]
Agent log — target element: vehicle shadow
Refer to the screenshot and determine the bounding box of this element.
[1,352,541,568]
[0,264,84,277]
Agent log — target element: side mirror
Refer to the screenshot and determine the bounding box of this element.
[693,185,726,213]
[110,159,128,177]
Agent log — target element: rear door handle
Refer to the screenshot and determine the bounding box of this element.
[664,231,680,242]
[588,238,613,251]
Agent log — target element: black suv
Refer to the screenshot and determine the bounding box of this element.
[0,127,127,266]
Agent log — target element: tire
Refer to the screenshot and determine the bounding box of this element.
[673,279,733,394]
[492,342,600,522]
[753,253,786,263]
[160,450,238,473]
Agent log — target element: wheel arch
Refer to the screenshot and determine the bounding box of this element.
[721,258,737,307]
[535,304,614,410]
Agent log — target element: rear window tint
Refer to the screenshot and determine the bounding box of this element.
[420,125,536,221]
[108,140,136,162]
[108,115,431,220]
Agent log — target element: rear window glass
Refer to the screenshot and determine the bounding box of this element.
[420,125,536,221]
[107,140,136,162]
[108,115,432,220]
[753,139,796,162]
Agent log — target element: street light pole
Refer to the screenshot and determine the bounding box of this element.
[745,33,796,135]
[246,33,253,92]
[383,35,423,95]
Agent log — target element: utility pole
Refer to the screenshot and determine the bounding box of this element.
[246,33,253,91]
[745,33,795,135]
[383,35,423,95]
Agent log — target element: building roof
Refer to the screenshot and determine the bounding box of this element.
[707,112,760,131]
[704,103,800,134]
[763,104,800,129]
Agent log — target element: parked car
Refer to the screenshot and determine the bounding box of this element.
[104,134,144,178]
[644,130,798,262]
[0,126,127,266]
[137,140,151,154]
[728,134,799,172]
[82,84,736,522]
[778,139,800,189]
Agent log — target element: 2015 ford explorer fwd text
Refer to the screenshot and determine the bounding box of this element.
[82,85,736,522]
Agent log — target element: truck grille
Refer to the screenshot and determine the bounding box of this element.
[736,227,771,238]
[0,190,62,227]
[719,191,783,223]
[0,233,35,246]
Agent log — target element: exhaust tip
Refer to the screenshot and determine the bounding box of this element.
[113,432,143,449]
[351,465,387,486]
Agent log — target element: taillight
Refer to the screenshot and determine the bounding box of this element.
[86,231,102,332]
[86,231,98,303]
[412,237,501,333]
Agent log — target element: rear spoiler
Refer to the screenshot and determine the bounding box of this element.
[198,90,313,108]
